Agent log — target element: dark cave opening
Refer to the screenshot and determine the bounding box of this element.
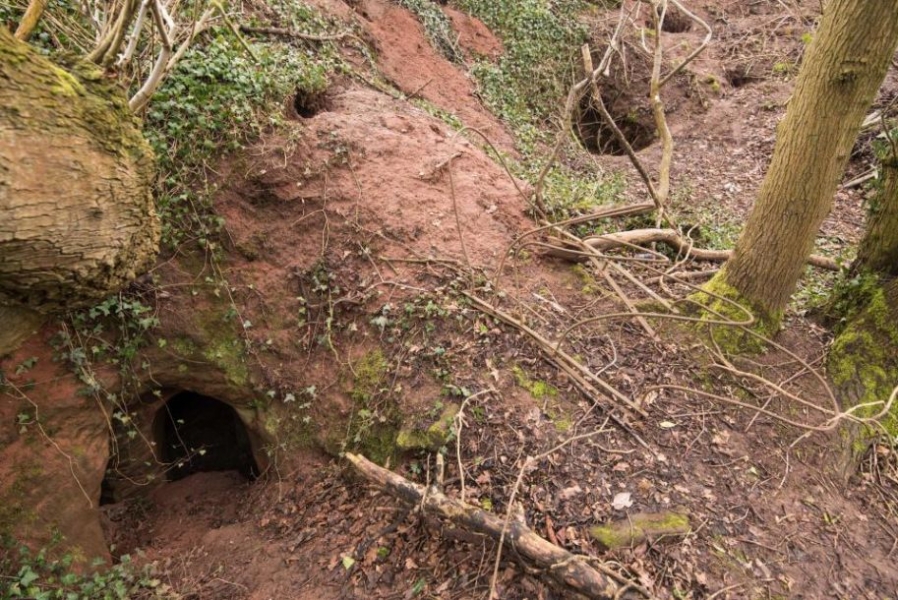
[154,391,259,482]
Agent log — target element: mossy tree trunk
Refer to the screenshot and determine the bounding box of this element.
[855,158,898,277]
[704,0,898,326]
[0,26,159,354]
[828,155,898,477]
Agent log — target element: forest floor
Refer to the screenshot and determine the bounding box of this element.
[97,0,898,598]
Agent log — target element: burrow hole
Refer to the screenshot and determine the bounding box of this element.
[574,91,655,156]
[725,68,761,88]
[154,391,260,482]
[292,89,329,119]
[659,8,692,33]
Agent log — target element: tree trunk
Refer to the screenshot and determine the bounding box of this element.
[0,26,159,354]
[829,154,898,478]
[708,0,898,324]
[855,158,898,277]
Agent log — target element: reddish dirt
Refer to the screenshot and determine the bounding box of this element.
[9,1,898,599]
[356,0,516,151]
[442,6,504,59]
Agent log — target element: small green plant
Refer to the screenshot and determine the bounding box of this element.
[772,60,796,76]
[0,536,171,600]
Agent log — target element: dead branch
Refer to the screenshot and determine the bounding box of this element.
[544,228,840,270]
[464,292,648,420]
[239,24,357,43]
[345,453,652,600]
[648,1,673,224]
[582,44,663,211]
[659,0,713,88]
[532,4,632,211]
[13,0,48,40]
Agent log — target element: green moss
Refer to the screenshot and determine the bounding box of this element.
[590,512,690,549]
[171,336,198,356]
[352,349,389,403]
[48,63,83,96]
[169,299,250,388]
[687,274,779,354]
[827,280,898,443]
[203,337,249,387]
[825,271,884,333]
[571,264,600,295]
[396,403,459,451]
[357,423,401,466]
[512,365,558,399]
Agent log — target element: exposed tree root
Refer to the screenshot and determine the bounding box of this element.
[346,453,653,600]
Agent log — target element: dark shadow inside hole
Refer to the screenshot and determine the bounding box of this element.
[293,89,327,119]
[574,93,655,156]
[154,392,259,482]
[725,69,760,88]
[660,9,692,33]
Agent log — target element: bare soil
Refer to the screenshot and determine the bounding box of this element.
[92,1,898,599]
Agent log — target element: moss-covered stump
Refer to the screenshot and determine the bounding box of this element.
[589,511,691,550]
[827,278,898,477]
[0,26,159,355]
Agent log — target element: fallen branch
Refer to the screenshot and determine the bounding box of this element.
[545,228,840,271]
[463,292,649,420]
[239,24,356,43]
[346,453,652,600]
[590,512,691,550]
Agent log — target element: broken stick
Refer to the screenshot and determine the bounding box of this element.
[346,453,652,600]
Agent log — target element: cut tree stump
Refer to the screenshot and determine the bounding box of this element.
[346,453,653,600]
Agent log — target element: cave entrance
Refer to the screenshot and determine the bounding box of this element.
[153,391,259,482]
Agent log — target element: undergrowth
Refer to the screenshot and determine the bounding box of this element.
[451,1,626,219]
[455,0,590,151]
[394,0,462,63]
[0,536,171,600]
[145,27,341,250]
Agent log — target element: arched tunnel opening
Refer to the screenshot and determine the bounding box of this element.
[154,391,260,482]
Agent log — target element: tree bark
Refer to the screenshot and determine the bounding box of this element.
[711,0,898,323]
[0,27,159,354]
[855,158,898,277]
[829,152,898,478]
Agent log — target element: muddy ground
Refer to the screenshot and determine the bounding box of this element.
[11,0,898,598]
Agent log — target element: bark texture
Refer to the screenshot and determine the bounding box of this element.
[855,158,898,276]
[0,27,159,351]
[717,0,898,321]
[829,154,898,477]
